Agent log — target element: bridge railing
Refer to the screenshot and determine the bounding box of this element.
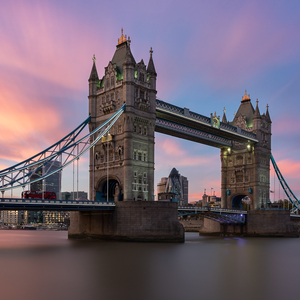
[0,198,115,205]
[178,206,247,214]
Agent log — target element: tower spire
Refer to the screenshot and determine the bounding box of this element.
[242,89,250,102]
[147,47,156,76]
[89,54,99,81]
[118,28,127,45]
[253,98,261,118]
[222,107,227,123]
[266,103,271,122]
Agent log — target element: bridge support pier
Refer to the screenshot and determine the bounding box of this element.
[68,201,184,242]
[199,210,299,237]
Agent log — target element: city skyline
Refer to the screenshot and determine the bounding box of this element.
[1,1,300,202]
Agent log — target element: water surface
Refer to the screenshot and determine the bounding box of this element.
[0,231,299,300]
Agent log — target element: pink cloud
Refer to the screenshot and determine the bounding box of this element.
[0,2,116,166]
[156,137,218,170]
[0,2,114,93]
[161,139,186,157]
[273,159,300,179]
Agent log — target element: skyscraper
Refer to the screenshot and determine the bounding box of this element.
[157,168,188,205]
[30,161,61,197]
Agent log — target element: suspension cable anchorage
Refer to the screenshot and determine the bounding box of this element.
[271,154,300,212]
[0,104,126,192]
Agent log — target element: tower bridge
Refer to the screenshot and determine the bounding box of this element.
[0,30,299,240]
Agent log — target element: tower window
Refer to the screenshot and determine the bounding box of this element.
[111,77,114,86]
[138,152,142,161]
[139,73,145,82]
[140,91,145,99]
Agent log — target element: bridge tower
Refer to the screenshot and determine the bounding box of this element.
[220,91,272,210]
[88,30,157,201]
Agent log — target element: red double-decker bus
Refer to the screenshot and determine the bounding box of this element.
[21,191,56,200]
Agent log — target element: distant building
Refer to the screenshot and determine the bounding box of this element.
[30,161,61,198]
[0,210,26,225]
[157,177,168,194]
[62,191,88,200]
[157,168,188,205]
[202,190,221,207]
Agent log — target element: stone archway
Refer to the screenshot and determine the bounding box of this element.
[231,194,252,210]
[95,177,122,202]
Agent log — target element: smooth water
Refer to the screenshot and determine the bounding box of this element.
[0,231,299,300]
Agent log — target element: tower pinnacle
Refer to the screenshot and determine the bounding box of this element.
[118,28,127,45]
[242,89,250,102]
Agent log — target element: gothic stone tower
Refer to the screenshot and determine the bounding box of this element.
[88,31,157,201]
[220,91,272,210]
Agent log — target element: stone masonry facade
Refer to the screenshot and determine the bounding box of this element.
[220,91,272,210]
[88,30,157,201]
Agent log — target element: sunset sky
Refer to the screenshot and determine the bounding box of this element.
[1,0,300,202]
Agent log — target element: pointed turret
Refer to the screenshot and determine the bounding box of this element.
[88,55,98,122]
[147,47,157,90]
[222,107,227,123]
[231,90,255,129]
[265,104,271,123]
[89,55,99,82]
[252,99,262,131]
[147,47,157,76]
[253,99,261,119]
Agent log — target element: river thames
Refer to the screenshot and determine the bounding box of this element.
[0,230,299,300]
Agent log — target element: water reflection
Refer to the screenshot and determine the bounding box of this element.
[0,231,299,300]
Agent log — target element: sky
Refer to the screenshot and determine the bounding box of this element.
[1,0,300,202]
